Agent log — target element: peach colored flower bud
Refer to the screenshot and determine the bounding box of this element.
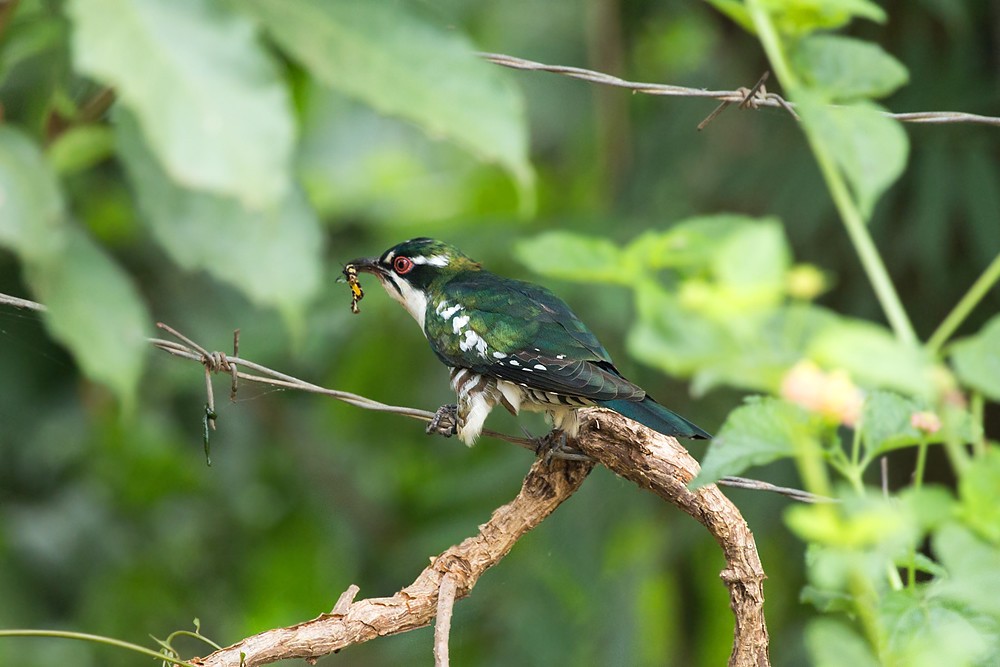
[780,361,863,427]
[820,370,864,427]
[910,411,941,435]
[781,360,826,408]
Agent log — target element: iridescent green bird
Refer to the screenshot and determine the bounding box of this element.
[349,238,710,446]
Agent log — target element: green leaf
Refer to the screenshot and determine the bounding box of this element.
[712,220,790,292]
[67,0,294,208]
[879,588,997,667]
[787,495,913,549]
[805,619,878,667]
[26,227,150,407]
[241,0,534,211]
[0,129,146,404]
[46,125,115,175]
[950,315,1000,401]
[0,126,67,262]
[932,523,1000,618]
[0,4,67,84]
[792,35,909,101]
[760,0,886,35]
[808,319,933,397]
[898,485,955,534]
[116,111,322,322]
[514,233,630,284]
[800,585,856,615]
[637,219,790,321]
[625,214,764,273]
[798,97,909,219]
[296,85,515,224]
[692,397,816,487]
[956,446,1000,544]
[702,0,755,32]
[859,391,924,458]
[628,283,732,378]
[689,304,839,396]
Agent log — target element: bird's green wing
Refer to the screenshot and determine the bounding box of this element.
[425,272,644,401]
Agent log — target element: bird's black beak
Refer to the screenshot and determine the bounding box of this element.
[345,256,385,277]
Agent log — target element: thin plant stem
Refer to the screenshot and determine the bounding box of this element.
[927,252,1000,355]
[827,447,863,496]
[0,630,196,667]
[908,436,930,588]
[745,0,918,348]
[942,433,970,476]
[795,434,832,498]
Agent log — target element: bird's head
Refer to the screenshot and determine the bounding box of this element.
[347,238,480,326]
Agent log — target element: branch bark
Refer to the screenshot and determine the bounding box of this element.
[192,458,594,667]
[574,409,769,666]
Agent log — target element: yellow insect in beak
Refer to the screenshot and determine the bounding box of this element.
[343,264,365,314]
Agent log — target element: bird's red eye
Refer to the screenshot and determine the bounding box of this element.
[393,256,414,274]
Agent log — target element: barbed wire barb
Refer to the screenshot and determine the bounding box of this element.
[480,52,1000,128]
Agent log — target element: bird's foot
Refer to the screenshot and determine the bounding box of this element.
[426,404,459,438]
[532,429,590,464]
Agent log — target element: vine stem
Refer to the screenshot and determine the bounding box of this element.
[907,436,930,588]
[0,630,196,666]
[745,0,918,348]
[927,252,1000,354]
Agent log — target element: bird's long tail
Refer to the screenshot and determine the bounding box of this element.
[599,397,711,440]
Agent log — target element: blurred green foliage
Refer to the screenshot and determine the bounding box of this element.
[1,0,998,665]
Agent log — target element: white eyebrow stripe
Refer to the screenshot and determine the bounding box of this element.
[410,254,449,267]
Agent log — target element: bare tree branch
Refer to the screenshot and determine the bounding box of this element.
[192,458,595,667]
[572,410,769,665]
[183,409,770,667]
[433,574,459,667]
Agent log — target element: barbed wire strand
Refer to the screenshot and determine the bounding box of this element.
[0,291,828,502]
[480,52,1000,128]
[151,326,831,502]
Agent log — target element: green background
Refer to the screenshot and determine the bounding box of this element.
[0,0,997,665]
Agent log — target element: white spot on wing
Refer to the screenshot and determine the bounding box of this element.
[441,304,462,319]
[492,351,507,359]
[509,359,520,366]
[533,364,546,371]
[452,315,469,333]
[459,330,489,357]
[556,354,566,359]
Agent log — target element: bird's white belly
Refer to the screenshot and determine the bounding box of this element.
[448,369,590,445]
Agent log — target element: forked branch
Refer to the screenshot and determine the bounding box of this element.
[192,458,594,667]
